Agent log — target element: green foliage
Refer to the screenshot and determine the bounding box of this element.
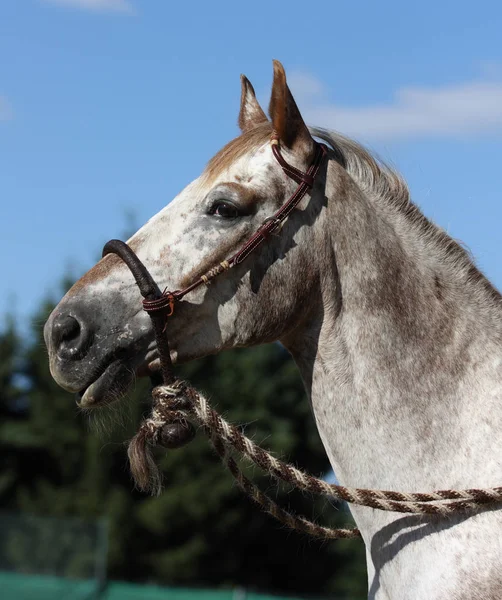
[0,317,22,417]
[0,282,367,599]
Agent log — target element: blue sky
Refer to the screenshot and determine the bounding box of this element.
[1,0,501,328]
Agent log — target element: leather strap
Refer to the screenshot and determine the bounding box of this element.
[233,141,326,265]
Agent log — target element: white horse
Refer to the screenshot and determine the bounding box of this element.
[44,61,502,599]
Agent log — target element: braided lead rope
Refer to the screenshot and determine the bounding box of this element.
[151,384,502,517]
[144,381,358,539]
[210,433,360,539]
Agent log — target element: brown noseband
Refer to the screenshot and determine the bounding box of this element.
[103,135,327,389]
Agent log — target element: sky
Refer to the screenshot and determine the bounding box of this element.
[1,0,502,330]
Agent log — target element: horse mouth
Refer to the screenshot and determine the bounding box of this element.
[77,359,136,408]
[76,349,162,409]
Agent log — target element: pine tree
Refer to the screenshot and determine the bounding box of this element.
[0,280,367,598]
[0,317,24,502]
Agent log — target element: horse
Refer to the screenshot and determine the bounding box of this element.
[44,61,502,599]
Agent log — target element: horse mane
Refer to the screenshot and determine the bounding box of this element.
[310,126,502,306]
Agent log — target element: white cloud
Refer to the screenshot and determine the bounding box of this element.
[41,0,135,14]
[288,71,502,141]
[0,96,13,121]
[287,72,325,101]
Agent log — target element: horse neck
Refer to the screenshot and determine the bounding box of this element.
[283,162,502,520]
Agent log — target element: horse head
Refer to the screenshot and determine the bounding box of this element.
[44,61,335,408]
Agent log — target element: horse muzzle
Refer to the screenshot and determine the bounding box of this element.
[44,288,153,408]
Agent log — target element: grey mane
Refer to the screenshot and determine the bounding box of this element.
[310,126,502,307]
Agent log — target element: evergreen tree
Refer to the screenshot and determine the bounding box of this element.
[0,279,367,598]
[0,317,20,417]
[0,317,24,502]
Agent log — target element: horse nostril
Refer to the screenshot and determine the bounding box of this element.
[58,315,80,342]
[52,313,91,360]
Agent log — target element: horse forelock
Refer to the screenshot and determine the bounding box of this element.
[203,122,273,185]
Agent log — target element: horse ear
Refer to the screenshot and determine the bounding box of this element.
[268,60,314,154]
[238,75,268,133]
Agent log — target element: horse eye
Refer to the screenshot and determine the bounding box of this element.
[209,201,240,219]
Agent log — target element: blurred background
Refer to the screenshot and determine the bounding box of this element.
[0,1,501,599]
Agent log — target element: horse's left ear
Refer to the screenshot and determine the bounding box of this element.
[238,75,268,133]
[268,60,314,158]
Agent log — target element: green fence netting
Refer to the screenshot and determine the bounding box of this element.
[0,511,107,599]
[0,513,316,600]
[0,573,302,600]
